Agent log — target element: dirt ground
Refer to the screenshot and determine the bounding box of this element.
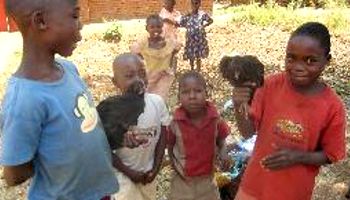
[0,9,349,200]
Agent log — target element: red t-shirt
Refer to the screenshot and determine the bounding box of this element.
[241,73,346,200]
[168,102,230,177]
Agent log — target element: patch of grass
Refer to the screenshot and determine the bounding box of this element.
[102,21,122,43]
[218,3,350,35]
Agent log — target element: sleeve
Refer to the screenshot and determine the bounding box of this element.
[130,37,146,55]
[217,118,230,139]
[159,9,166,19]
[319,102,346,163]
[154,95,171,126]
[0,93,45,166]
[174,11,182,24]
[56,59,80,76]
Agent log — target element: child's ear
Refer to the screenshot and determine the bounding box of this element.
[32,10,47,30]
[111,77,119,87]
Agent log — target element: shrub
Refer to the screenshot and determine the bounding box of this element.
[227,4,350,35]
[103,22,122,43]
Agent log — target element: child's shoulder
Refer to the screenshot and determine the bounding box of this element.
[144,93,165,104]
[56,58,79,76]
[322,84,346,108]
[264,72,286,85]
[2,78,46,120]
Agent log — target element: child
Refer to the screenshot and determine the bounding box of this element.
[131,14,179,101]
[110,53,171,200]
[179,0,213,71]
[232,22,346,200]
[167,71,231,200]
[0,0,119,199]
[159,0,181,43]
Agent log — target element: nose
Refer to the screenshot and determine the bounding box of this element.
[293,61,305,72]
[189,90,196,99]
[78,20,83,30]
[75,21,83,42]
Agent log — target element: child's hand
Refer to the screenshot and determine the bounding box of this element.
[123,131,148,148]
[163,18,175,25]
[261,144,303,170]
[232,82,257,107]
[144,170,157,184]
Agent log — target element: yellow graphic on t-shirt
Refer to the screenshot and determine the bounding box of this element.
[74,93,98,133]
[275,119,304,141]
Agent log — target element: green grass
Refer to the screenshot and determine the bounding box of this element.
[216,3,350,35]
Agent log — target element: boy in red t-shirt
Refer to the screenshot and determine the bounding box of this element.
[167,71,231,200]
[232,22,347,200]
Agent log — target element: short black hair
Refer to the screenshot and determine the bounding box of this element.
[164,0,176,4]
[219,55,264,88]
[191,0,202,4]
[5,0,77,31]
[146,14,163,26]
[290,22,331,56]
[178,71,207,89]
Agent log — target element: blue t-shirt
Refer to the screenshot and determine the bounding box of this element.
[0,59,118,200]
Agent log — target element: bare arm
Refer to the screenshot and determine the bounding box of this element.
[152,126,167,173]
[234,105,256,139]
[232,86,256,139]
[167,138,187,180]
[205,16,213,27]
[217,137,228,160]
[111,152,145,183]
[297,151,329,166]
[163,18,176,26]
[262,148,330,170]
[145,126,167,183]
[3,161,34,186]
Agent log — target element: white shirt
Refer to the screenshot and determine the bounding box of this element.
[115,93,170,172]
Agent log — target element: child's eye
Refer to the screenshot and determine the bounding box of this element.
[180,90,189,94]
[195,89,203,93]
[139,69,146,78]
[286,55,294,63]
[125,74,133,78]
[306,57,318,65]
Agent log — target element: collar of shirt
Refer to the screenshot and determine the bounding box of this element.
[173,101,219,128]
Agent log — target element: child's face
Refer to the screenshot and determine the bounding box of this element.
[44,0,82,57]
[146,19,163,40]
[113,60,147,94]
[191,0,201,12]
[164,0,175,12]
[179,77,207,114]
[285,35,328,88]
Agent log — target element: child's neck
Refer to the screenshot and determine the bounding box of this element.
[292,80,326,96]
[15,39,62,82]
[148,37,165,49]
[165,7,174,12]
[187,108,207,125]
[192,10,199,15]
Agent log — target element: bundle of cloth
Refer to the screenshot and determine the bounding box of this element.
[96,81,146,150]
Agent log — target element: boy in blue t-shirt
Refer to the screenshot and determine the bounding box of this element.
[0,0,120,199]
